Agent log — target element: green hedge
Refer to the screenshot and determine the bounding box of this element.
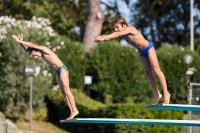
[157,44,200,104]
[46,89,183,133]
[85,42,200,104]
[0,18,52,119]
[96,104,183,133]
[85,41,151,103]
[46,89,105,122]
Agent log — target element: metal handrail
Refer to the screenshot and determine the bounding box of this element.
[188,82,200,87]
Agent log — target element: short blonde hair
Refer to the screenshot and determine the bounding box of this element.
[112,15,128,27]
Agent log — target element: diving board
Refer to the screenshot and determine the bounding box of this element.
[59,118,200,126]
[142,104,200,111]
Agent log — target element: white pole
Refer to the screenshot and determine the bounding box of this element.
[188,1,194,132]
[190,0,194,51]
[188,83,192,133]
[29,76,33,131]
[4,119,8,133]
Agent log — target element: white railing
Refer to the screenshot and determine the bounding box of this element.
[188,82,200,133]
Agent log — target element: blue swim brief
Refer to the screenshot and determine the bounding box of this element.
[138,42,154,56]
[55,65,69,76]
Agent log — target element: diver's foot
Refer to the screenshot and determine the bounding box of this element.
[66,110,79,120]
[152,93,162,105]
[163,92,170,104]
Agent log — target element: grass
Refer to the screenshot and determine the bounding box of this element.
[14,120,69,133]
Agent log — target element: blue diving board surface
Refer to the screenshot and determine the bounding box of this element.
[60,118,200,126]
[142,104,200,111]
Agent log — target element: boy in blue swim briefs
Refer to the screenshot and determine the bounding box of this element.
[12,34,79,120]
[94,15,170,105]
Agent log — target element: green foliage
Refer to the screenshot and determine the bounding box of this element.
[46,89,183,133]
[0,16,53,119]
[34,108,48,121]
[46,88,105,122]
[0,37,29,119]
[97,104,183,133]
[85,41,154,103]
[194,39,200,54]
[25,0,87,41]
[157,44,200,104]
[0,16,86,120]
[71,88,105,109]
[131,0,200,48]
[1,0,87,41]
[84,42,200,105]
[0,0,33,19]
[1,0,132,43]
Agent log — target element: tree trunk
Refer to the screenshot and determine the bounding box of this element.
[83,0,104,52]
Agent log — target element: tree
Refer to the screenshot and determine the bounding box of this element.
[1,0,32,19]
[1,0,133,51]
[83,0,105,52]
[83,0,134,51]
[0,0,87,41]
[129,0,200,48]
[0,16,53,119]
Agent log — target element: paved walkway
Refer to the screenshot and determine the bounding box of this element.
[0,112,33,133]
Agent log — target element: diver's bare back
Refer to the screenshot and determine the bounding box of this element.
[41,47,64,70]
[123,26,149,50]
